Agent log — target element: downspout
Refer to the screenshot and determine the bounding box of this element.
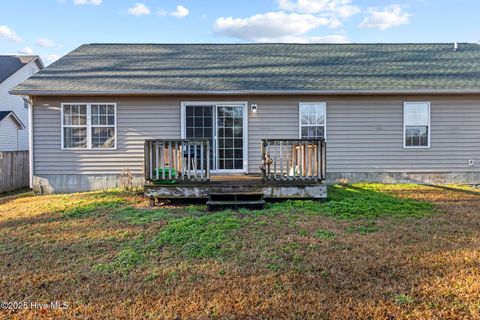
[27,96,33,188]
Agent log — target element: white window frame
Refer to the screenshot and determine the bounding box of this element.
[61,103,117,150]
[403,102,431,149]
[298,102,327,140]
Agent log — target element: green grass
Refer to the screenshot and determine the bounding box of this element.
[114,207,173,225]
[314,229,337,240]
[154,211,242,258]
[347,221,380,235]
[266,184,434,220]
[64,184,437,275]
[325,184,434,219]
[94,247,146,275]
[62,192,126,218]
[394,294,415,305]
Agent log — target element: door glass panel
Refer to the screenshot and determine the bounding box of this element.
[185,105,214,169]
[217,105,243,170]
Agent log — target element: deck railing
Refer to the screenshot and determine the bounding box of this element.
[261,139,326,182]
[144,139,210,182]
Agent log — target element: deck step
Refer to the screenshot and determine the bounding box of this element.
[208,191,264,196]
[207,200,265,211]
[207,192,265,211]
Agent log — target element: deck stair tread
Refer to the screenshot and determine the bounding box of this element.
[207,191,265,211]
[207,200,266,205]
[208,191,264,196]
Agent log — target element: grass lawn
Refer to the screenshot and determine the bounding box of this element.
[0,184,479,319]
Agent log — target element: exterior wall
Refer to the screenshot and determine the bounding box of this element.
[0,61,40,150]
[0,116,19,151]
[32,95,480,193]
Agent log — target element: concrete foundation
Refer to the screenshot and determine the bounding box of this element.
[33,174,144,194]
[32,171,480,195]
[327,171,480,184]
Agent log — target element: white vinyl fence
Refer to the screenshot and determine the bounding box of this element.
[0,151,29,193]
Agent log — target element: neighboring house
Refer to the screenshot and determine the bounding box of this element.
[0,55,44,151]
[10,43,480,194]
[0,111,25,150]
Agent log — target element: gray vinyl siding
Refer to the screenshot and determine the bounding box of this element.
[32,95,480,177]
[326,97,480,172]
[33,97,181,175]
[247,98,299,172]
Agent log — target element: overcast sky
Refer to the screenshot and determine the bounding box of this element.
[1,0,479,65]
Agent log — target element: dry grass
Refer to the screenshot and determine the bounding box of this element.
[0,184,479,319]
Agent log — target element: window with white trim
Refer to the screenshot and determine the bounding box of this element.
[299,102,326,139]
[404,102,430,148]
[62,103,116,149]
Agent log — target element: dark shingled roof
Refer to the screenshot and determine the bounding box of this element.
[0,55,42,84]
[0,111,12,121]
[0,111,24,128]
[11,43,480,95]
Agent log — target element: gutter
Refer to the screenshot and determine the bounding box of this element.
[10,88,480,96]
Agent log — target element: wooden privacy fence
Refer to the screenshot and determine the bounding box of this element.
[144,139,210,182]
[0,151,29,193]
[261,139,326,182]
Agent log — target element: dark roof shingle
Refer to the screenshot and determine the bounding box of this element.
[0,111,12,121]
[11,43,480,95]
[0,55,42,83]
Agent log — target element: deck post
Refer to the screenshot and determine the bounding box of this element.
[144,141,148,181]
[322,140,327,180]
[200,141,204,180]
[206,140,210,181]
[187,142,191,180]
[149,141,153,181]
[279,140,283,180]
[273,141,277,181]
[316,140,321,182]
[155,141,159,181]
[306,141,310,178]
[193,142,198,180]
[181,141,185,180]
[160,142,165,180]
[261,140,266,182]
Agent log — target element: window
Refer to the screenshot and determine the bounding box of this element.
[91,104,116,148]
[299,102,326,139]
[62,103,116,149]
[404,102,430,148]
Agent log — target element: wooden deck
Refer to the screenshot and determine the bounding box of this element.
[143,139,327,208]
[145,174,327,203]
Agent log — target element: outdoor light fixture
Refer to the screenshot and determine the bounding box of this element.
[250,104,258,113]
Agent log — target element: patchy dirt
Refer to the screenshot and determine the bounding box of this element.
[0,185,479,319]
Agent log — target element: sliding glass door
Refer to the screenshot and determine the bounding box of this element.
[184,103,246,172]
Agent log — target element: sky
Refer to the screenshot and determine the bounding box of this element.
[0,0,479,65]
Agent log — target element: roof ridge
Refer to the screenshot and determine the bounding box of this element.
[86,42,479,46]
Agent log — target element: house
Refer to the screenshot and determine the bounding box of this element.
[10,43,480,200]
[0,55,44,151]
[0,111,25,150]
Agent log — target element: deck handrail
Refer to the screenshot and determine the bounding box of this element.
[144,139,210,182]
[261,139,326,182]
